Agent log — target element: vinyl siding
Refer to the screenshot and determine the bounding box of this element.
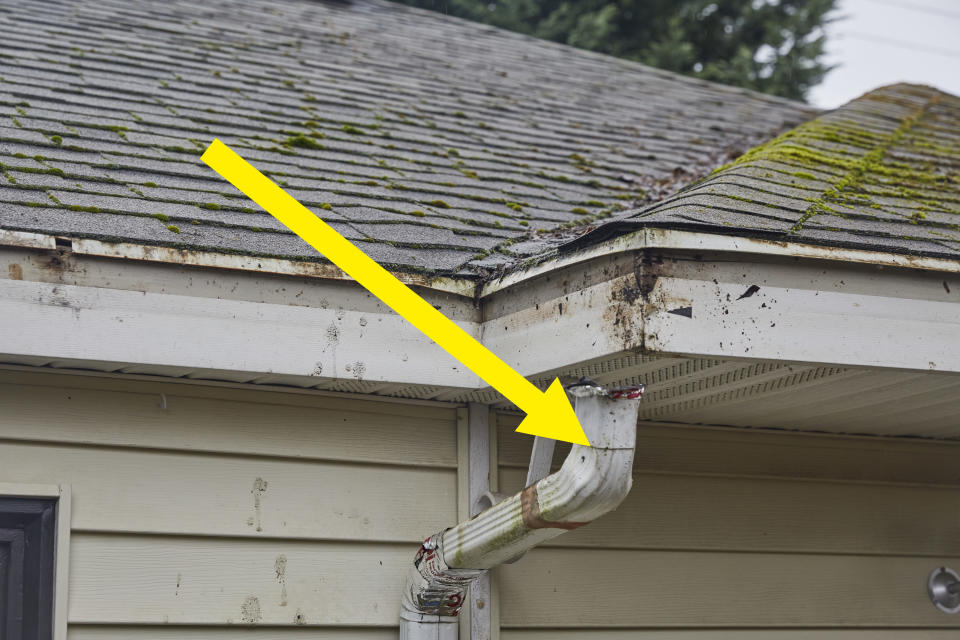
[496,414,960,635]
[3,366,959,638]
[0,369,459,637]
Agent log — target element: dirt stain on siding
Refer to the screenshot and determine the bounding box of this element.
[241,595,262,624]
[275,554,288,606]
[251,477,268,532]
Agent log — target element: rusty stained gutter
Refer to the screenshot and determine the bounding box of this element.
[400,381,643,639]
[478,227,960,299]
[7,226,960,307]
[0,229,477,298]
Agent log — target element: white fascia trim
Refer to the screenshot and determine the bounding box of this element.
[4,227,960,386]
[0,275,482,390]
[479,227,960,297]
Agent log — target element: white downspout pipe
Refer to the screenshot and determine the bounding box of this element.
[400,380,644,639]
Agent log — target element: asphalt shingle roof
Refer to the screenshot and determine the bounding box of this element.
[0,0,813,276]
[571,84,960,261]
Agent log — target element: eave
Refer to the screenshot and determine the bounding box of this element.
[3,228,960,439]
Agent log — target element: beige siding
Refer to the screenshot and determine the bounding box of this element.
[0,370,460,637]
[497,414,960,634]
[5,365,960,638]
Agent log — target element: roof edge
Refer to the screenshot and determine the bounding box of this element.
[0,230,477,298]
[479,226,960,297]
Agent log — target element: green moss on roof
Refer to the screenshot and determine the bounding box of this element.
[284,133,324,150]
[629,84,960,258]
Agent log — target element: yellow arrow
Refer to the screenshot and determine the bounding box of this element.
[201,139,589,446]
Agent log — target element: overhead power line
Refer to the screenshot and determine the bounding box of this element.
[862,0,960,21]
[841,31,960,58]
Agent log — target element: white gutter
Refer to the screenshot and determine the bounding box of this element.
[7,226,959,303]
[399,381,644,639]
[479,227,960,297]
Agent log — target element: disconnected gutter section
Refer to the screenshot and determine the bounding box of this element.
[400,380,644,639]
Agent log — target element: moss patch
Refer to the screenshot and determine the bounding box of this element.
[284,133,324,150]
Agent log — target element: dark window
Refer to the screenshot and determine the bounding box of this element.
[0,498,56,640]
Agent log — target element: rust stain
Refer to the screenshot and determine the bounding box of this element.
[7,264,23,280]
[520,485,588,531]
[604,252,663,351]
[69,240,472,295]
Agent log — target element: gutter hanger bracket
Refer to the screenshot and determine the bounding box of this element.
[400,378,644,639]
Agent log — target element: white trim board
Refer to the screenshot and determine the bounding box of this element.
[2,239,960,410]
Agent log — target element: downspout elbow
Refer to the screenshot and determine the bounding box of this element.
[400,381,643,638]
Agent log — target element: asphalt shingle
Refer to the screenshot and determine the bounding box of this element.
[0,0,812,275]
[569,84,960,262]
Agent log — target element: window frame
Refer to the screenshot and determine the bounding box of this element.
[0,484,70,640]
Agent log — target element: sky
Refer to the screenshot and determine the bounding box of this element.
[809,0,960,108]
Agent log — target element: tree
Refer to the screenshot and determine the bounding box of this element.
[390,0,837,101]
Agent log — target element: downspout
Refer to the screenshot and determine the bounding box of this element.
[400,380,644,639]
